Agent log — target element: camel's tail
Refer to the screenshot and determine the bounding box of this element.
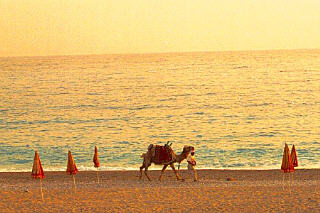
[140,153,146,158]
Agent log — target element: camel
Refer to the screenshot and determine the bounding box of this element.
[139,144,194,181]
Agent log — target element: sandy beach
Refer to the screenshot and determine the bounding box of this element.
[1,169,320,212]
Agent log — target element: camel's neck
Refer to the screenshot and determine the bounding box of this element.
[176,151,189,163]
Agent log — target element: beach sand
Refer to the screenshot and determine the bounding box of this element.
[1,169,320,212]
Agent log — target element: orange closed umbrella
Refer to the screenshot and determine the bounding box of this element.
[31,150,45,201]
[66,150,78,193]
[281,143,294,173]
[93,146,100,183]
[291,145,298,167]
[32,150,45,178]
[281,143,294,193]
[67,150,78,175]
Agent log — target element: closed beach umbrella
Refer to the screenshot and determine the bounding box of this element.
[66,150,78,193]
[291,145,298,167]
[281,143,294,173]
[281,143,294,193]
[93,146,100,183]
[67,150,78,175]
[32,151,45,178]
[93,146,100,168]
[31,150,45,201]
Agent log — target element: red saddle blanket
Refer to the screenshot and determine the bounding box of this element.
[154,145,174,164]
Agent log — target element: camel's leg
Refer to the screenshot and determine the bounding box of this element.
[170,163,183,181]
[139,164,145,180]
[159,165,168,181]
[144,164,151,181]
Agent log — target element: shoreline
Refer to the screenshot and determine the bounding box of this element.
[2,166,320,173]
[1,167,320,172]
[1,169,320,212]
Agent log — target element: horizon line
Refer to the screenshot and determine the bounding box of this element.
[1,48,319,59]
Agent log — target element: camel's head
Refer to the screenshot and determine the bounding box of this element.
[182,145,194,155]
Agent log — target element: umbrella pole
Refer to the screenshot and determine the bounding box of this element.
[96,168,100,184]
[315,169,318,194]
[282,173,284,190]
[40,178,44,201]
[72,175,77,193]
[288,173,291,195]
[291,173,294,195]
[317,169,318,193]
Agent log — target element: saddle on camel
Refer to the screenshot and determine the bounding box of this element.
[149,142,175,165]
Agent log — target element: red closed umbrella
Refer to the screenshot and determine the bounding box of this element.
[291,145,298,167]
[93,146,100,183]
[66,150,78,192]
[31,151,45,201]
[93,146,100,168]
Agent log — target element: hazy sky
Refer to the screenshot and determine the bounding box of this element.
[1,0,319,56]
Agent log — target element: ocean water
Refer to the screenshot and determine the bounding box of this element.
[0,49,319,172]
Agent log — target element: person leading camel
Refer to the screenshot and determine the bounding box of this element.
[187,150,197,181]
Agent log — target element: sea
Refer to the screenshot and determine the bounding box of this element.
[0,49,319,172]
